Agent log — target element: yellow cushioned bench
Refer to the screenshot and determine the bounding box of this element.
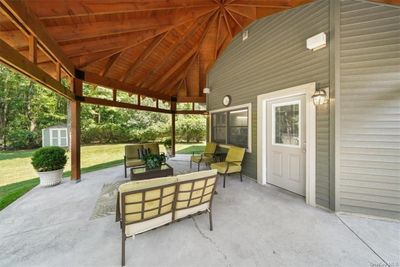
[116,169,218,266]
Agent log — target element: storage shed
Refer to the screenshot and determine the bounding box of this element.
[42,124,69,148]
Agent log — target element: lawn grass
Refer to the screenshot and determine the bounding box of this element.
[0,142,204,186]
[0,142,205,210]
[0,178,39,211]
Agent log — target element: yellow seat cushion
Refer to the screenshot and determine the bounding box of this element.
[126,159,145,167]
[191,155,213,164]
[210,162,242,174]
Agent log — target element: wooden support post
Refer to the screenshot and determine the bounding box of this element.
[172,113,176,157]
[171,100,177,157]
[113,89,117,101]
[70,78,82,182]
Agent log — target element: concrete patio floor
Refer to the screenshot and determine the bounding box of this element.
[0,157,399,267]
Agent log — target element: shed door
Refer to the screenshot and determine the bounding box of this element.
[267,95,306,196]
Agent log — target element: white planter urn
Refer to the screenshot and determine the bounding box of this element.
[37,169,63,187]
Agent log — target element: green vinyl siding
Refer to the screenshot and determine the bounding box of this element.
[207,0,331,208]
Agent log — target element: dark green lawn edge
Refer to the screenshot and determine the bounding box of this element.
[0,159,124,211]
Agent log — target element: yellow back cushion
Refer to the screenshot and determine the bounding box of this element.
[225,146,246,164]
[125,144,143,159]
[204,142,217,154]
[143,143,159,155]
[175,170,217,209]
[119,176,177,223]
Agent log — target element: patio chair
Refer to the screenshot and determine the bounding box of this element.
[124,144,145,178]
[116,169,217,266]
[210,146,246,188]
[190,142,217,171]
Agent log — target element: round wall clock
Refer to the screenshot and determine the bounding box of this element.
[223,95,231,106]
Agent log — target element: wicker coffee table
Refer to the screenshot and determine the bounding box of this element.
[130,163,173,180]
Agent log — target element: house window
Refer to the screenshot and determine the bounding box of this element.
[210,104,251,151]
[50,129,68,147]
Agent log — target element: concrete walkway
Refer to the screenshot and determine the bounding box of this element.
[0,158,398,267]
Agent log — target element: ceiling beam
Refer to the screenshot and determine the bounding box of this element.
[83,71,171,101]
[121,32,168,82]
[100,52,121,77]
[0,0,75,76]
[82,96,172,114]
[0,38,74,100]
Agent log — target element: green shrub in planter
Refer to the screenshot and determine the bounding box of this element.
[31,146,68,172]
[143,154,166,169]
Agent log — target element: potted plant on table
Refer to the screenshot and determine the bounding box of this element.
[31,146,68,187]
[143,154,166,169]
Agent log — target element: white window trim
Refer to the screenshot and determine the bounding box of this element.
[257,82,316,207]
[49,128,69,147]
[209,103,252,153]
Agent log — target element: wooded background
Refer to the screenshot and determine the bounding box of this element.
[0,64,206,149]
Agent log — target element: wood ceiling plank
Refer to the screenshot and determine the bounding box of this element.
[139,11,216,88]
[226,5,257,20]
[44,7,215,43]
[230,0,291,8]
[121,32,168,83]
[26,0,216,20]
[151,47,198,91]
[61,27,170,58]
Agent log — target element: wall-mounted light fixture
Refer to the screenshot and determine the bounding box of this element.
[203,87,211,94]
[312,87,329,105]
[306,32,326,51]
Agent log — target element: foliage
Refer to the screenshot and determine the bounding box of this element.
[176,115,207,143]
[163,138,172,148]
[143,153,166,169]
[0,64,206,149]
[31,146,67,172]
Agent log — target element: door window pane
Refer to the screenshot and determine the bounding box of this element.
[273,103,300,147]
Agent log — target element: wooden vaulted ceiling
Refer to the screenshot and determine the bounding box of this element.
[0,0,398,101]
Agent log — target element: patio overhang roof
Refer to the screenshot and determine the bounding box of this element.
[0,0,320,111]
[0,0,396,112]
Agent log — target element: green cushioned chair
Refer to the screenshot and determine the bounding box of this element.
[210,146,246,188]
[190,142,217,171]
[124,144,145,178]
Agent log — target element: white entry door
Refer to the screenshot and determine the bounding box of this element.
[267,95,306,196]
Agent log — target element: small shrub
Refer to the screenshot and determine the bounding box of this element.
[31,146,67,172]
[163,138,172,148]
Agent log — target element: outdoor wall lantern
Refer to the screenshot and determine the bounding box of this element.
[203,87,211,94]
[312,87,329,105]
